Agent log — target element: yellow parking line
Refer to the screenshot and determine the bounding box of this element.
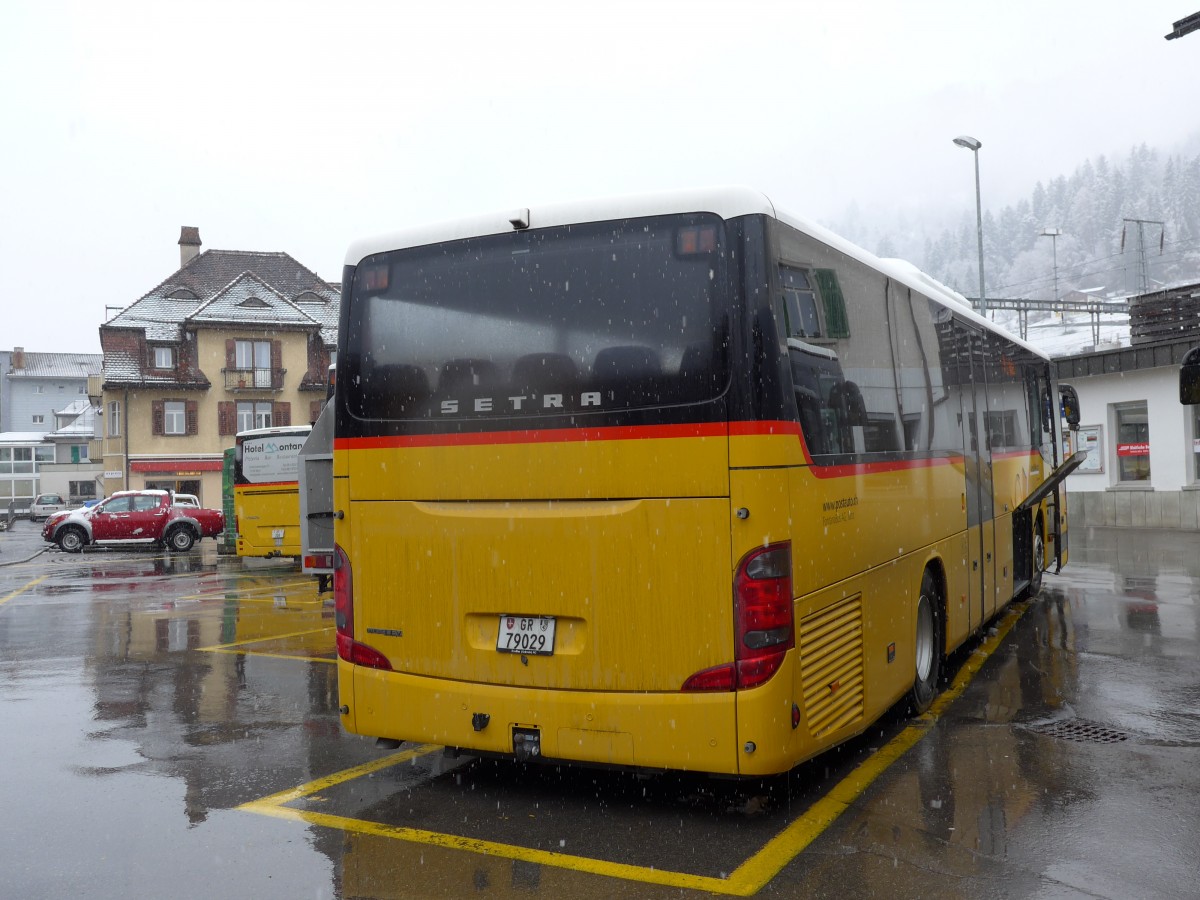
[197,626,333,652]
[0,575,48,608]
[728,601,1027,892]
[205,648,337,664]
[239,602,1029,895]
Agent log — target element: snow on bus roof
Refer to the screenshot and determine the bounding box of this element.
[345,186,1044,360]
[344,186,776,265]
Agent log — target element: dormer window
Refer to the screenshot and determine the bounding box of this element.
[167,288,198,300]
[238,296,271,308]
[152,346,175,369]
[295,291,324,304]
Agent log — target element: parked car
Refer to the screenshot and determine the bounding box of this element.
[30,493,69,521]
[41,489,225,553]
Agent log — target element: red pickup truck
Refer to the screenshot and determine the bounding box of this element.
[42,490,225,553]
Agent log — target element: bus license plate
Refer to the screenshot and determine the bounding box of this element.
[497,615,556,655]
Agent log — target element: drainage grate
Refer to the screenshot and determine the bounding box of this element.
[1024,719,1130,744]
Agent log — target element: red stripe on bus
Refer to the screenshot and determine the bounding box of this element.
[334,422,730,450]
[334,419,966,476]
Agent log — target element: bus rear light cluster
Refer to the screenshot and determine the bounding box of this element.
[333,543,392,670]
[304,552,335,570]
[682,542,794,692]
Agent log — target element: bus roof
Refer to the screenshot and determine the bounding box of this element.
[345,185,1047,363]
[235,425,313,440]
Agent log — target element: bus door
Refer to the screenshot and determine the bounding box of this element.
[955,323,995,630]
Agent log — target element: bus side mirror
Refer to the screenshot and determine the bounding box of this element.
[1059,383,1080,429]
[1180,347,1200,405]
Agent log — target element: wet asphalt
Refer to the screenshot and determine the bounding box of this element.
[0,518,1197,899]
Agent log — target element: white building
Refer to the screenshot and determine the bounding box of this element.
[1054,283,1200,530]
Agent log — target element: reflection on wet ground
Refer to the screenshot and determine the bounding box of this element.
[1,524,1199,898]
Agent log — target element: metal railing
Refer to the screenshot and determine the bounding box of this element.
[222,367,285,391]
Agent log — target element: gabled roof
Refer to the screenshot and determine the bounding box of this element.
[104,249,339,343]
[189,272,321,329]
[7,352,102,379]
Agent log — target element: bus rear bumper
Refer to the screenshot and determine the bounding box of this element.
[340,660,746,775]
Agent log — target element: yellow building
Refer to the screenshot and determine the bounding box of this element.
[97,227,337,507]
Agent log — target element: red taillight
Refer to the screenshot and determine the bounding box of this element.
[334,543,391,670]
[734,542,793,688]
[683,541,793,692]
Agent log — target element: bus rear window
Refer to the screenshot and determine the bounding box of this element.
[344,215,730,421]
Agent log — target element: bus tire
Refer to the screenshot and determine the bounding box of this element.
[1030,517,1045,596]
[58,526,87,553]
[908,569,943,715]
[166,527,196,553]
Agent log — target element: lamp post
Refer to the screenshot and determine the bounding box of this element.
[953,135,986,316]
[1040,227,1062,304]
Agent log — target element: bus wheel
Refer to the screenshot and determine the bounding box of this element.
[1030,520,1045,596]
[909,569,943,715]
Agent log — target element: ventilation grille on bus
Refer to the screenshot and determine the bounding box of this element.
[799,594,865,739]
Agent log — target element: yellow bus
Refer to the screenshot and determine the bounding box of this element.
[332,188,1081,776]
[234,425,311,559]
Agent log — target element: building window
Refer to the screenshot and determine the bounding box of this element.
[1115,402,1150,483]
[237,401,273,432]
[235,340,273,387]
[35,446,53,465]
[68,480,97,502]
[153,346,175,369]
[108,401,121,437]
[34,384,45,394]
[32,415,44,425]
[164,401,186,435]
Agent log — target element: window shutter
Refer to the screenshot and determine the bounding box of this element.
[151,400,165,436]
[273,401,291,427]
[310,400,323,424]
[271,340,283,389]
[226,339,236,369]
[185,400,198,436]
[218,401,235,436]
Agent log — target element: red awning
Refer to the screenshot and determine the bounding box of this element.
[130,460,224,474]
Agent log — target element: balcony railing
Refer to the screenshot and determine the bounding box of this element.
[222,367,286,391]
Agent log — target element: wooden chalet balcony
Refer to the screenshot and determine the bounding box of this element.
[222,367,286,392]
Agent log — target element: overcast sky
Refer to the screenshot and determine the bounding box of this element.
[3,0,1197,353]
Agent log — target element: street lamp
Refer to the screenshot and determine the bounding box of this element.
[1040,227,1062,304]
[953,135,986,316]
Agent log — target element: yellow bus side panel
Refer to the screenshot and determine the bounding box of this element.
[785,459,967,599]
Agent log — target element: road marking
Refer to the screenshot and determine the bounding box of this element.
[239,601,1029,895]
[0,575,48,608]
[197,626,334,663]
